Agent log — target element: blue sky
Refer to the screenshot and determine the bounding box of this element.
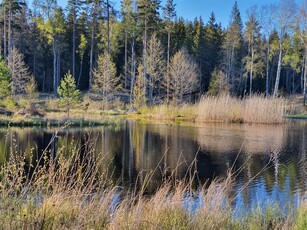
[55,0,280,27]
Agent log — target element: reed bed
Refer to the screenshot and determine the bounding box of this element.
[137,95,286,124]
[197,95,285,124]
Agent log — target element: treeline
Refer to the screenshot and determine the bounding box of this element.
[0,0,306,106]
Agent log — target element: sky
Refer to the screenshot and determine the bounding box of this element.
[55,0,289,27]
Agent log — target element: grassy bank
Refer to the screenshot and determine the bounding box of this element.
[132,95,286,124]
[0,143,306,229]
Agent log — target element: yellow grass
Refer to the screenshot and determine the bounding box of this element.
[197,94,285,124]
[136,95,286,124]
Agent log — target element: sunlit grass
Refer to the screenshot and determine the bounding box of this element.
[135,95,286,124]
[0,134,306,229]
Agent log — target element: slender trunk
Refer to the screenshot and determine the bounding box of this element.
[166,31,170,103]
[3,7,6,60]
[53,38,57,96]
[124,32,128,89]
[303,49,307,106]
[266,42,270,97]
[107,0,110,56]
[0,27,2,57]
[250,45,254,97]
[57,49,61,89]
[43,70,45,92]
[77,56,84,88]
[33,22,37,79]
[130,39,135,103]
[72,14,76,78]
[89,21,95,91]
[273,41,283,97]
[142,19,147,101]
[301,65,305,94]
[292,70,295,94]
[8,7,12,55]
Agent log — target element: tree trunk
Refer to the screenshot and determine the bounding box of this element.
[304,49,307,106]
[107,0,110,56]
[77,56,84,88]
[8,7,12,55]
[3,7,6,60]
[273,42,283,97]
[266,42,270,97]
[130,39,135,103]
[53,38,57,96]
[72,14,76,79]
[89,22,95,91]
[166,31,170,103]
[124,32,128,89]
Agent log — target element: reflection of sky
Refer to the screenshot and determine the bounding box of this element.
[233,174,300,219]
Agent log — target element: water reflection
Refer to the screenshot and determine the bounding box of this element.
[0,120,306,211]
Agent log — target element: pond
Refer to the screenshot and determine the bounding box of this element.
[0,119,306,214]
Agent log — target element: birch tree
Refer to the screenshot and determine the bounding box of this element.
[272,0,297,97]
[169,48,199,105]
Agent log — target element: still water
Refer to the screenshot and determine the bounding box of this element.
[0,119,306,213]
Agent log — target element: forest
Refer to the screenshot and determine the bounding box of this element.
[0,0,306,108]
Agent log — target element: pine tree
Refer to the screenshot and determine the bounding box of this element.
[58,71,82,116]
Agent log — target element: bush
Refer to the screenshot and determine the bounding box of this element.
[1,97,18,111]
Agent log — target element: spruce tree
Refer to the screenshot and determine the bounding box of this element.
[58,71,82,116]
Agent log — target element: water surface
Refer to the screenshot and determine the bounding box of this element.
[0,119,306,213]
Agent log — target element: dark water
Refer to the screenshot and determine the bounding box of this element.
[0,119,306,213]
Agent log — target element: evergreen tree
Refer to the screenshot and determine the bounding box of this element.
[0,58,11,99]
[37,4,66,96]
[203,12,223,92]
[162,0,176,102]
[58,71,82,116]
[137,0,160,97]
[243,14,263,96]
[221,1,243,94]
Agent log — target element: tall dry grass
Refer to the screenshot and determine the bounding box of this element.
[0,131,304,229]
[197,94,285,124]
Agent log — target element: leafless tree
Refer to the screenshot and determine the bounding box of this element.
[146,33,164,104]
[169,48,199,105]
[7,47,33,96]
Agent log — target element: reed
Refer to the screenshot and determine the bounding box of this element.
[0,134,304,229]
[197,94,285,124]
